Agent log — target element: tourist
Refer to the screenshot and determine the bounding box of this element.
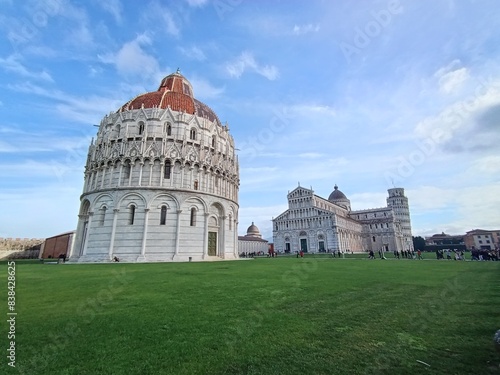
[417,250,423,260]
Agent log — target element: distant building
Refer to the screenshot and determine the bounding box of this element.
[464,229,500,250]
[272,184,413,253]
[40,231,75,259]
[424,232,465,252]
[238,222,268,255]
[425,232,464,246]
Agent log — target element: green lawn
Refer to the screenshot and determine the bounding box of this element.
[1,257,499,375]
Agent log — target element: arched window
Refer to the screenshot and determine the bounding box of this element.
[160,206,167,225]
[190,128,196,140]
[116,124,121,137]
[166,122,172,136]
[123,161,131,179]
[129,205,136,225]
[194,180,199,190]
[190,208,196,226]
[101,206,107,226]
[164,160,171,179]
[372,236,376,242]
[212,136,216,147]
[138,122,144,135]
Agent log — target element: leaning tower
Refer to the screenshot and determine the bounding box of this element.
[386,188,413,251]
[71,70,240,262]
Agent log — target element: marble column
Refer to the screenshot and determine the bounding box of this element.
[173,209,182,260]
[82,212,94,256]
[203,213,209,259]
[138,208,150,261]
[108,209,119,260]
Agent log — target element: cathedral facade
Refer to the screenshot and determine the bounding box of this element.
[70,71,239,262]
[272,185,413,254]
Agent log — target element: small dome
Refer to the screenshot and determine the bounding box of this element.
[246,222,261,238]
[328,185,347,201]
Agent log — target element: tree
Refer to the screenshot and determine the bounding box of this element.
[412,236,426,251]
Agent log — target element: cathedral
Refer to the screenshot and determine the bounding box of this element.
[272,185,413,254]
[70,71,239,262]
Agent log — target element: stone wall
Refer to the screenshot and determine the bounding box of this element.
[0,238,44,251]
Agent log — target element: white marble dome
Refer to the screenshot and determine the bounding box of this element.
[70,71,240,262]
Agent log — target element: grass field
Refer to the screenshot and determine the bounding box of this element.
[1,256,499,375]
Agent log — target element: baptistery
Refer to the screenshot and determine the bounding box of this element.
[71,71,239,262]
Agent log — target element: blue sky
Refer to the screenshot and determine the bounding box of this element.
[1,0,500,240]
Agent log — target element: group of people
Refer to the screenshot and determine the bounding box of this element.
[239,251,261,258]
[366,249,425,260]
[329,250,344,258]
[391,249,423,259]
[470,248,499,261]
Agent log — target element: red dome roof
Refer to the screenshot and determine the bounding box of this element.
[119,71,221,125]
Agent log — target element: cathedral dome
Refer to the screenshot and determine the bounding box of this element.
[328,185,347,201]
[246,222,261,238]
[118,70,221,125]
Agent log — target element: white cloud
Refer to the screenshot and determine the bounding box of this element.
[439,67,469,94]
[293,23,320,35]
[178,46,206,61]
[434,59,462,78]
[414,77,500,143]
[0,54,53,81]
[189,77,225,99]
[98,34,160,78]
[298,152,323,159]
[185,0,208,7]
[0,141,18,152]
[434,60,470,94]
[288,103,337,117]
[54,1,95,48]
[142,1,180,37]
[409,184,500,236]
[226,52,279,80]
[96,0,123,23]
[8,82,126,124]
